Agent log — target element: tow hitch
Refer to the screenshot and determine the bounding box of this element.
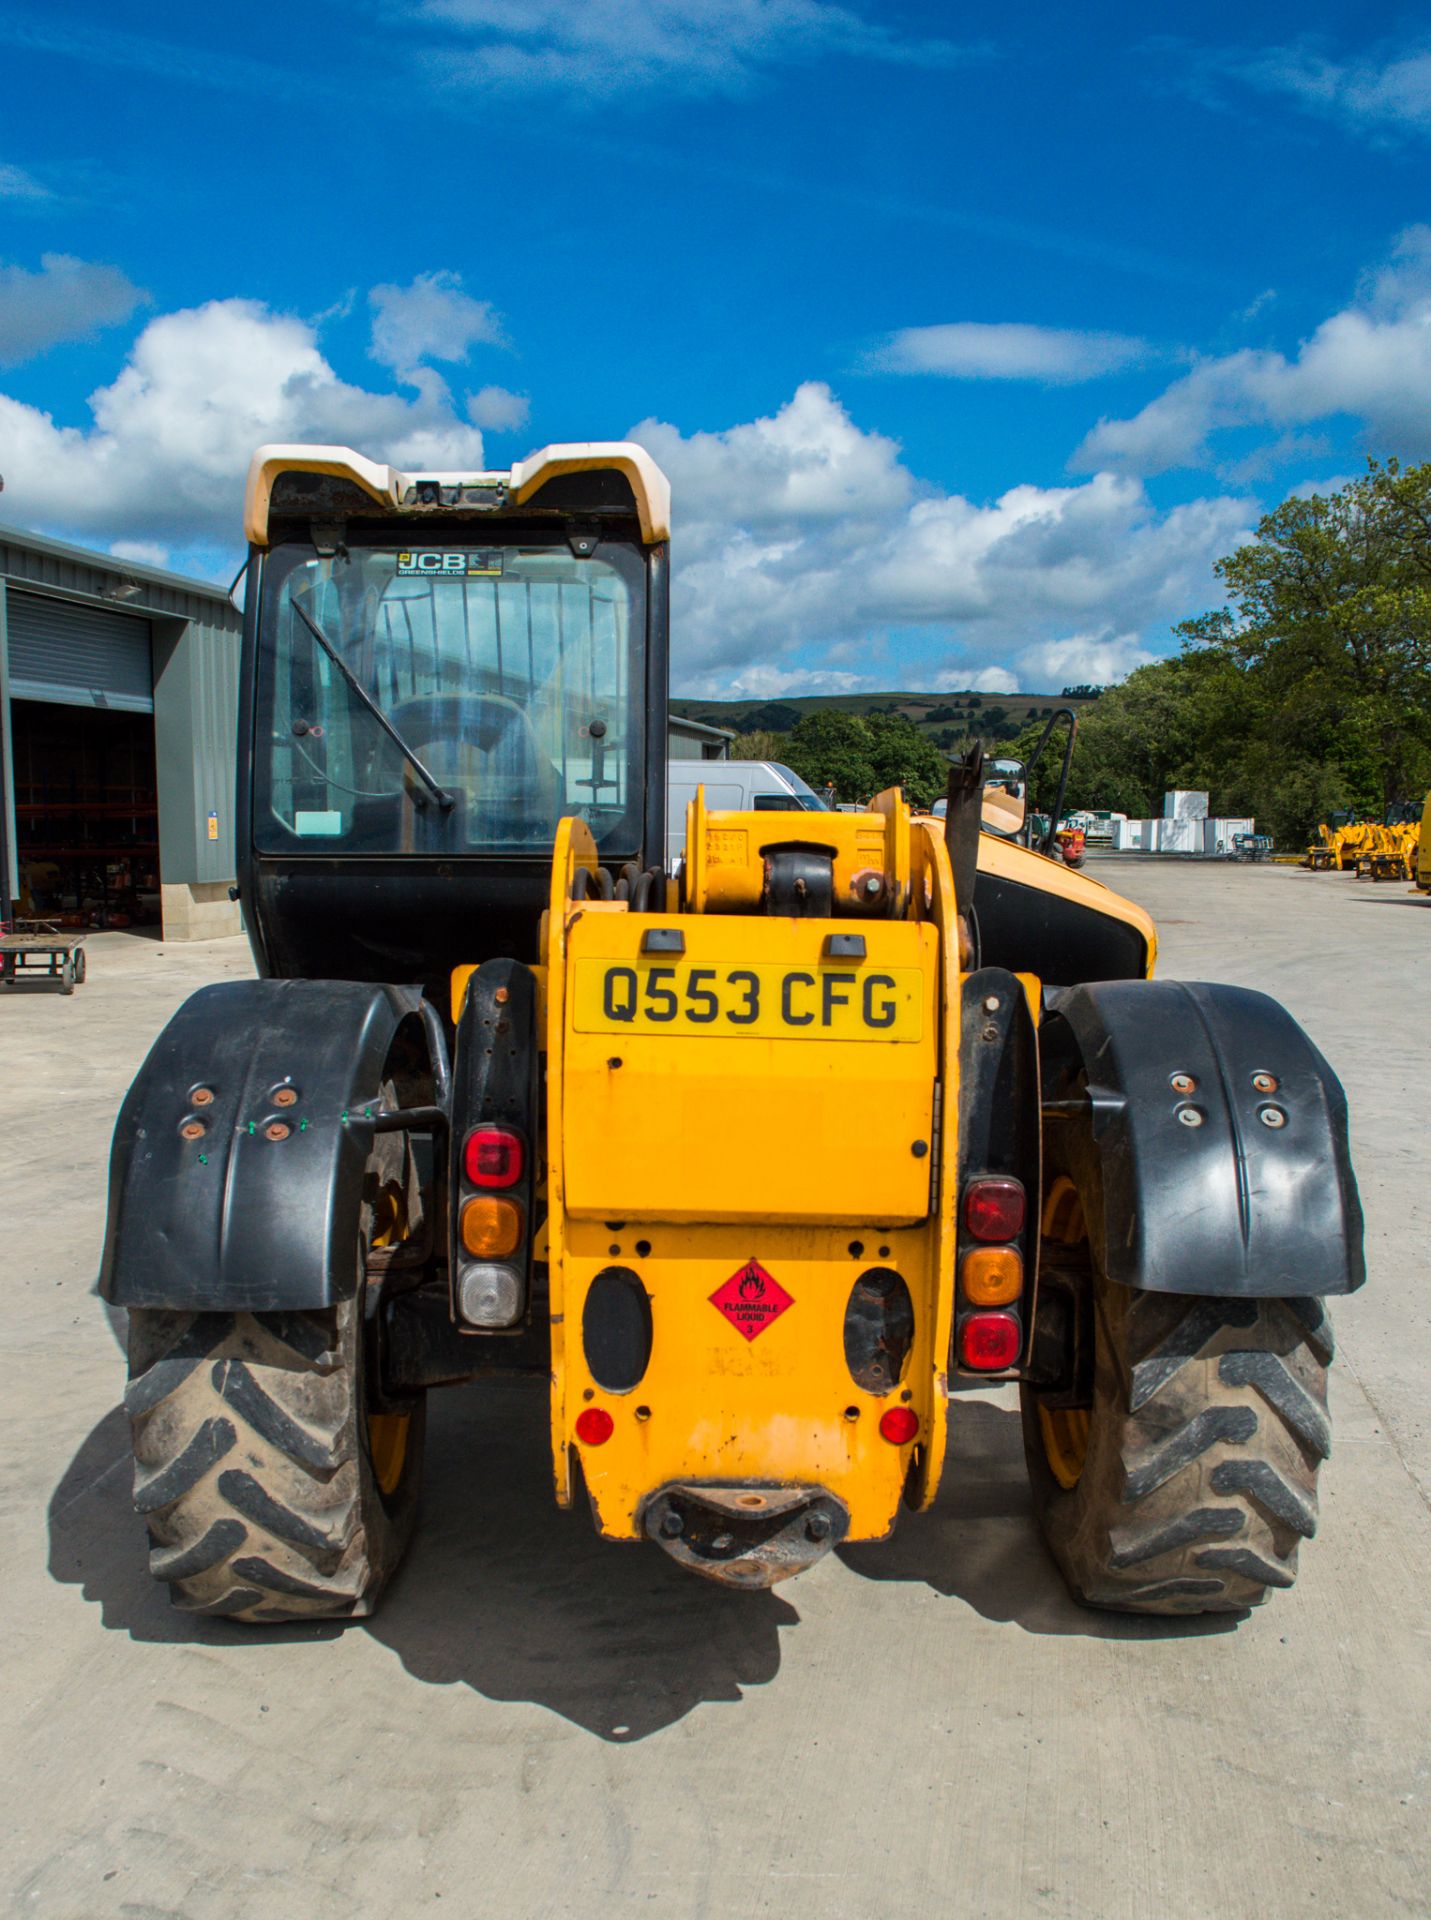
[642,1484,850,1589]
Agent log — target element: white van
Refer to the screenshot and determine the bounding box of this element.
[666,760,829,867]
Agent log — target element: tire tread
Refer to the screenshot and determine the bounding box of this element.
[1025,1275,1332,1616]
[126,1302,420,1623]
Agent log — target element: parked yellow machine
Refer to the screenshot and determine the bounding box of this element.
[102,441,1365,1622]
[1349,808,1422,882]
[1306,809,1420,878]
[1302,813,1353,870]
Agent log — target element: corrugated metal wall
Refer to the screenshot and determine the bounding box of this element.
[0,525,242,897]
[153,611,240,885]
[7,591,154,710]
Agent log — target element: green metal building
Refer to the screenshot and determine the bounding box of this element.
[0,522,243,941]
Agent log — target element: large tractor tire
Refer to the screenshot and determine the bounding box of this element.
[124,1130,425,1622]
[1021,1159,1333,1616]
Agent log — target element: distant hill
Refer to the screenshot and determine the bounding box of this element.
[669,688,1102,750]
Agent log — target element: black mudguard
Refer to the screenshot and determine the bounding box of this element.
[1042,980,1364,1297]
[101,979,434,1311]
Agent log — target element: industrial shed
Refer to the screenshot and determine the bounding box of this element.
[667,714,734,760]
[0,523,242,942]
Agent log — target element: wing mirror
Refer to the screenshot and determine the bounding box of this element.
[980,758,1027,835]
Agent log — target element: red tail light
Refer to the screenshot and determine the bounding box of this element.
[964,1176,1025,1242]
[575,1408,614,1446]
[464,1126,524,1188]
[958,1311,1021,1371]
[878,1406,919,1445]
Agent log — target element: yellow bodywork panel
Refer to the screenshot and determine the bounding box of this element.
[542,808,961,1545]
[562,913,937,1225]
[685,784,913,917]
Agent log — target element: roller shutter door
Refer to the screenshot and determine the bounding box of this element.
[6,591,153,711]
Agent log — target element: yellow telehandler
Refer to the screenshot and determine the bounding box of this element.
[101,442,1364,1621]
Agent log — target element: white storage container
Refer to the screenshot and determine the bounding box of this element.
[1160,817,1198,853]
[1204,816,1254,855]
[1163,789,1209,820]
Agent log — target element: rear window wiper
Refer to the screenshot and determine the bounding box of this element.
[287,592,455,811]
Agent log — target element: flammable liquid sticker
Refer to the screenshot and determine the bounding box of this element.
[709,1259,794,1341]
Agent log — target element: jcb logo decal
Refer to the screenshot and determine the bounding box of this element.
[395,551,504,577]
[398,551,470,574]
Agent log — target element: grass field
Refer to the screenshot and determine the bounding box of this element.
[668,688,1101,748]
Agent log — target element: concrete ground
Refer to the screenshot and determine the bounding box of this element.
[3,866,1428,1919]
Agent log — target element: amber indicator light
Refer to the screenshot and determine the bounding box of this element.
[460,1195,524,1258]
[961,1245,1023,1306]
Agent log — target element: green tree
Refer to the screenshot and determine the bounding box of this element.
[1008,462,1431,844]
[779,710,878,804]
[1185,461,1431,817]
[862,711,950,805]
[779,709,949,807]
[729,729,786,761]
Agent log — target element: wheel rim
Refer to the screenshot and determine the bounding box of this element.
[363,1135,415,1499]
[367,1412,410,1496]
[1038,1404,1091,1490]
[1037,1175,1092,1489]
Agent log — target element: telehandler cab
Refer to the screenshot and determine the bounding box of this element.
[102,441,1364,1621]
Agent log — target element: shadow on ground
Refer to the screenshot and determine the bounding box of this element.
[53,1387,1236,1751]
[48,1384,798,1742]
[840,1395,1240,1642]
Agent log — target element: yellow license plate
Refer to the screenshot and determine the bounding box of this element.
[572,958,924,1042]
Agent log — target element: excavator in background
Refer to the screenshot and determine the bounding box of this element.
[101,440,1364,1626]
[1304,808,1421,878]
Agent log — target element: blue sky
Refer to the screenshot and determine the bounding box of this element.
[2,1,1430,694]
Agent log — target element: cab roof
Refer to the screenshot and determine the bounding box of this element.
[244,440,671,547]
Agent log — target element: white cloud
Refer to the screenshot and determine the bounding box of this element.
[634,379,913,541]
[417,0,973,98]
[1234,40,1431,138]
[0,162,51,203]
[1074,226,1431,474]
[871,322,1151,383]
[965,667,1019,694]
[0,301,1249,697]
[0,296,486,554]
[108,539,171,570]
[368,271,505,375]
[1238,288,1277,323]
[0,254,148,367]
[630,383,1250,694]
[467,384,529,431]
[1012,633,1156,688]
[722,665,866,697]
